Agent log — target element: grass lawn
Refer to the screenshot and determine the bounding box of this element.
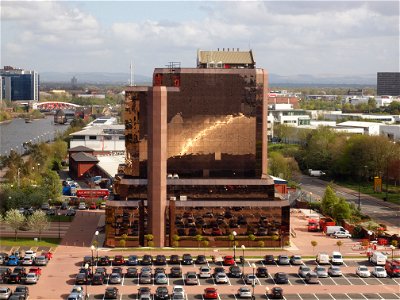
[0,237,61,247]
[336,181,400,205]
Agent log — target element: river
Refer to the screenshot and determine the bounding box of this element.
[0,116,69,156]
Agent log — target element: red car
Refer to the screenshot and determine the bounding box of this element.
[113,255,125,266]
[29,267,42,277]
[42,252,53,260]
[204,288,218,299]
[212,228,223,236]
[89,202,97,209]
[223,255,235,266]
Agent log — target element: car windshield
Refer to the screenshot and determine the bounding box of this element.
[392,266,400,269]
[302,267,310,271]
[333,255,342,259]
[359,267,368,271]
[316,267,325,271]
[174,288,183,293]
[376,267,384,271]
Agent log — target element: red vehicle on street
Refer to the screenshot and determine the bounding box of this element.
[29,267,42,277]
[203,288,218,299]
[223,256,235,266]
[113,255,125,266]
[307,219,319,232]
[89,202,97,209]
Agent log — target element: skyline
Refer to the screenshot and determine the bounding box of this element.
[2,1,399,78]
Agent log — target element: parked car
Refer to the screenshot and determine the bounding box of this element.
[264,255,275,265]
[22,257,34,266]
[13,267,26,277]
[13,286,29,299]
[75,273,89,285]
[140,267,152,276]
[195,255,207,264]
[270,287,284,299]
[332,231,352,239]
[98,256,111,266]
[290,255,303,265]
[356,266,371,278]
[95,267,108,278]
[215,273,229,284]
[213,267,226,277]
[7,256,19,266]
[126,267,138,278]
[141,255,153,265]
[65,209,76,216]
[314,266,328,278]
[277,255,290,265]
[172,286,185,298]
[78,202,86,210]
[223,255,235,266]
[238,286,252,298]
[199,266,211,278]
[111,267,122,276]
[154,268,166,275]
[169,255,180,264]
[155,255,167,265]
[109,273,122,284]
[34,256,48,266]
[8,273,22,284]
[89,202,97,209]
[138,287,152,298]
[185,272,198,285]
[328,266,342,277]
[372,266,387,278]
[92,273,104,285]
[24,273,38,284]
[139,273,152,284]
[305,272,319,284]
[229,266,242,278]
[127,255,139,266]
[113,255,125,266]
[244,274,257,285]
[182,254,193,265]
[170,267,182,278]
[256,267,268,278]
[104,287,119,299]
[28,267,41,277]
[298,266,312,278]
[83,256,93,266]
[203,288,218,299]
[0,287,11,300]
[274,272,288,284]
[155,286,170,300]
[155,273,168,285]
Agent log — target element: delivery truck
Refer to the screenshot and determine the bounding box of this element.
[325,226,349,236]
[308,169,326,177]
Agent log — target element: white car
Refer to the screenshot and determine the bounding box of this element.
[25,250,36,258]
[244,274,258,285]
[0,288,12,300]
[199,266,211,278]
[215,272,229,284]
[298,265,311,278]
[332,231,352,238]
[356,266,371,278]
[78,202,87,210]
[70,286,85,298]
[22,256,34,266]
[238,287,252,298]
[372,266,387,278]
[172,285,185,298]
[25,273,38,284]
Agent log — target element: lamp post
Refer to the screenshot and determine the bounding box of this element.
[390,245,395,260]
[84,263,89,299]
[57,211,61,239]
[95,230,99,265]
[232,231,237,262]
[251,263,256,300]
[241,245,245,277]
[90,245,95,275]
[309,192,313,214]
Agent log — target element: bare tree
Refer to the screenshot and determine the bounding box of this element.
[28,210,50,241]
[4,209,26,241]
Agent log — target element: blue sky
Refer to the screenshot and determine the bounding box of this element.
[2,1,399,77]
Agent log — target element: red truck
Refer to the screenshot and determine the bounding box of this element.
[307,219,319,232]
[385,259,400,277]
[319,217,335,232]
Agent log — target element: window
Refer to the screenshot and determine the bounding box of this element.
[89,136,97,140]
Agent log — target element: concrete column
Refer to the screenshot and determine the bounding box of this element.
[147,86,167,247]
[261,70,269,178]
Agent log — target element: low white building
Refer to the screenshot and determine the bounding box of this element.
[336,121,382,135]
[380,125,400,141]
[69,125,125,153]
[375,96,400,108]
[324,112,395,124]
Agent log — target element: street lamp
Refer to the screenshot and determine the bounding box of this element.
[95,230,99,264]
[251,263,256,300]
[90,245,95,275]
[390,245,395,260]
[309,192,313,214]
[84,263,89,299]
[232,231,237,262]
[57,211,61,239]
[241,245,245,277]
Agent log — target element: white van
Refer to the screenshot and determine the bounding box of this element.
[316,253,330,265]
[331,251,344,265]
[371,251,387,266]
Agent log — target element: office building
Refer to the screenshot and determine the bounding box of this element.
[105,50,290,248]
[0,66,39,102]
[377,72,400,96]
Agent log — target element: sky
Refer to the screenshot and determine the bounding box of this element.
[1,1,399,78]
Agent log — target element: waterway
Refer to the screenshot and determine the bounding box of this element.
[0,116,69,156]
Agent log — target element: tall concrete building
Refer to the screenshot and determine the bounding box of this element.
[0,66,39,102]
[106,50,290,248]
[377,72,400,96]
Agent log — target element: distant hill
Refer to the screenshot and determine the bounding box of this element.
[40,71,376,86]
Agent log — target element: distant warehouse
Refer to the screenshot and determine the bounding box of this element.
[377,72,400,96]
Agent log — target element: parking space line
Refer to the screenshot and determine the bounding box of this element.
[233,293,238,300]
[136,274,140,286]
[340,274,353,285]
[359,293,368,299]
[217,294,221,300]
[329,276,338,285]
[374,277,385,285]
[260,260,265,267]
[121,274,125,286]
[297,293,304,300]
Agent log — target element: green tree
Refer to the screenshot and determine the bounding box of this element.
[28,210,50,241]
[336,240,343,251]
[332,197,352,222]
[321,185,338,217]
[4,209,26,241]
[311,240,318,253]
[195,234,203,248]
[144,234,154,247]
[38,170,62,201]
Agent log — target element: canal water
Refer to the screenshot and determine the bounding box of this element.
[0,116,69,156]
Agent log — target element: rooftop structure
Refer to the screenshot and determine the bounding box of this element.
[0,66,39,102]
[197,49,255,69]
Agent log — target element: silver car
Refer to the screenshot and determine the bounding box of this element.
[328,266,342,277]
[141,267,152,276]
[199,266,211,278]
[298,265,311,278]
[155,273,168,284]
[244,274,258,285]
[139,273,152,284]
[215,272,229,284]
[238,287,252,298]
[0,288,12,300]
[356,266,371,278]
[109,273,122,284]
[35,256,48,266]
[314,266,328,278]
[185,272,198,285]
[25,273,38,284]
[372,266,387,278]
[290,255,303,265]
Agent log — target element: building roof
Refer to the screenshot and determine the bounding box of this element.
[97,155,125,178]
[71,152,99,162]
[197,50,254,65]
[70,125,124,136]
[337,121,382,128]
[69,145,94,152]
[120,178,275,186]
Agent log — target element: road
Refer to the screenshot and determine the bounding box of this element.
[298,175,400,231]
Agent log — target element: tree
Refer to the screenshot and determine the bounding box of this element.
[195,234,203,248]
[28,210,50,241]
[38,170,62,201]
[336,240,343,251]
[311,240,318,253]
[202,240,209,247]
[332,197,352,222]
[321,185,338,217]
[119,239,126,247]
[4,209,26,241]
[144,234,154,247]
[257,240,265,247]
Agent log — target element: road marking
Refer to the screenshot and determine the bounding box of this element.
[121,274,125,286]
[359,293,368,299]
[374,277,385,285]
[341,274,353,285]
[227,276,232,286]
[119,294,122,300]
[136,274,140,286]
[297,293,304,300]
[328,276,338,285]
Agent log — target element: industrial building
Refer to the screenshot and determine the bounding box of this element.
[377,72,400,96]
[0,66,39,102]
[105,50,290,248]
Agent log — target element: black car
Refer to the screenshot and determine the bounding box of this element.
[155,255,167,265]
[79,268,91,277]
[195,255,207,264]
[181,254,193,265]
[83,256,93,266]
[229,266,242,278]
[169,255,180,264]
[256,267,268,278]
[98,256,111,266]
[13,286,29,299]
[270,287,283,299]
[141,255,153,265]
[126,267,138,278]
[8,295,25,300]
[138,287,151,297]
[155,286,170,300]
[274,272,289,284]
[0,267,11,283]
[75,273,89,285]
[92,273,104,285]
[127,255,139,266]
[154,267,166,275]
[8,273,22,284]
[264,255,275,265]
[61,202,68,210]
[170,267,182,278]
[104,287,119,299]
[13,267,26,277]
[65,209,76,216]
